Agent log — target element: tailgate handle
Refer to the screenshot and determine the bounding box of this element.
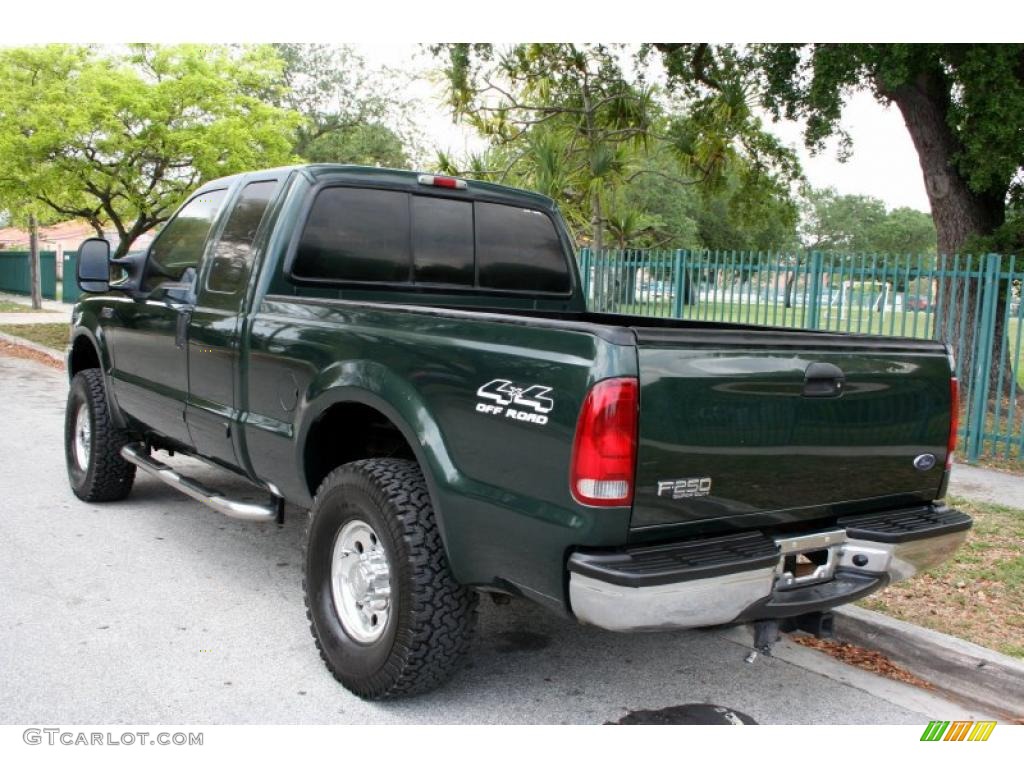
[803,362,845,398]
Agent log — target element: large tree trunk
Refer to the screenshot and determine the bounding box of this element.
[889,72,1014,409]
[890,77,1004,254]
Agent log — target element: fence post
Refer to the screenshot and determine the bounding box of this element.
[671,249,685,318]
[805,250,824,330]
[579,247,591,303]
[966,253,1002,463]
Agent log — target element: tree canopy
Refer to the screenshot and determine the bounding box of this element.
[799,187,936,256]
[0,44,301,256]
[654,44,1024,256]
[269,43,416,168]
[432,43,801,252]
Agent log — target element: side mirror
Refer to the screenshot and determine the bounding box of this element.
[77,238,112,293]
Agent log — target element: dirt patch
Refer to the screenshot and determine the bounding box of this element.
[0,338,64,370]
[790,635,936,690]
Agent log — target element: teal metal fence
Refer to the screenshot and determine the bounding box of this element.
[62,252,80,305]
[579,248,1024,465]
[0,251,58,299]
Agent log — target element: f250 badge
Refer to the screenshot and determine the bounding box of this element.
[657,477,712,499]
[476,379,553,425]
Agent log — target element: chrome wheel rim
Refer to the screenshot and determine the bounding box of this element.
[331,520,392,643]
[73,403,91,471]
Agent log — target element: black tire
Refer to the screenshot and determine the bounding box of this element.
[304,458,478,699]
[65,369,136,502]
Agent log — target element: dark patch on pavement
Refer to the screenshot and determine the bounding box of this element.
[495,630,551,653]
[610,704,757,725]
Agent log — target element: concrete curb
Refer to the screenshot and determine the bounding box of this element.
[0,330,66,366]
[834,604,1024,720]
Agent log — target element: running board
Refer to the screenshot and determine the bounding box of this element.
[121,444,279,522]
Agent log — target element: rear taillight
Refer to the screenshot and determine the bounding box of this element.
[570,378,638,507]
[947,376,959,470]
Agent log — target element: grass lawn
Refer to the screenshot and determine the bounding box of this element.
[0,299,52,313]
[859,496,1024,658]
[0,323,70,351]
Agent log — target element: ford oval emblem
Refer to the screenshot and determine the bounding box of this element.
[913,453,937,471]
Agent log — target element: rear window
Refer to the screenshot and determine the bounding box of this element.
[292,187,411,283]
[475,202,571,293]
[411,195,474,286]
[290,186,570,294]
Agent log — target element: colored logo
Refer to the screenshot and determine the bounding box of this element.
[920,720,996,741]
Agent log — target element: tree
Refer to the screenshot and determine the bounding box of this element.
[871,207,937,257]
[749,45,1023,255]
[433,44,801,255]
[800,188,888,252]
[0,44,300,257]
[433,43,658,252]
[616,149,701,250]
[653,43,1023,394]
[2,201,62,306]
[301,123,409,168]
[270,44,418,167]
[799,187,936,255]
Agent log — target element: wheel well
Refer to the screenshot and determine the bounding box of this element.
[69,336,101,377]
[304,402,416,496]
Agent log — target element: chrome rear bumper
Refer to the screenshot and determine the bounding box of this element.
[568,507,970,632]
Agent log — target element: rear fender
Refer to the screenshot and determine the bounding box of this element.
[296,359,462,570]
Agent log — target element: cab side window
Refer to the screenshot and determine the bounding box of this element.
[206,181,280,296]
[143,190,227,293]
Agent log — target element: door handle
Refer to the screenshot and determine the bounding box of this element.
[175,308,192,349]
[803,361,845,398]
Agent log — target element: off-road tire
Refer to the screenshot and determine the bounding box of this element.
[303,458,478,699]
[65,369,136,502]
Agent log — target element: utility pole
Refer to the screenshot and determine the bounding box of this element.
[29,214,41,310]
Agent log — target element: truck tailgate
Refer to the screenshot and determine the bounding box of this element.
[630,325,952,530]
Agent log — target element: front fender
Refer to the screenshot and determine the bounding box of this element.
[69,316,128,430]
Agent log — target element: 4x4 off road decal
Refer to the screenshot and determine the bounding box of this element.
[476,379,553,425]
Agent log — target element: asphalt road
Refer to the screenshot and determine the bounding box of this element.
[0,354,990,724]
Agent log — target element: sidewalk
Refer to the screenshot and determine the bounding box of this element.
[0,292,72,324]
[949,463,1024,509]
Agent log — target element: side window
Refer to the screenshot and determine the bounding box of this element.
[412,195,474,286]
[206,181,280,296]
[293,187,410,283]
[143,190,227,293]
[475,202,571,293]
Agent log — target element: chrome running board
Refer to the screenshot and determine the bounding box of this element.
[120,444,279,522]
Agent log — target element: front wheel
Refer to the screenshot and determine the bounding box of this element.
[64,369,136,502]
[303,458,478,699]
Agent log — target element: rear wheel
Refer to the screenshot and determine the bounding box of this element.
[303,458,477,699]
[64,369,136,502]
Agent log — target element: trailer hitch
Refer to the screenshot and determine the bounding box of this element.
[744,619,781,663]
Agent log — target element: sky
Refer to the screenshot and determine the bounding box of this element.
[355,43,932,214]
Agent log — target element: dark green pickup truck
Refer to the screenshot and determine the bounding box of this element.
[65,164,971,699]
